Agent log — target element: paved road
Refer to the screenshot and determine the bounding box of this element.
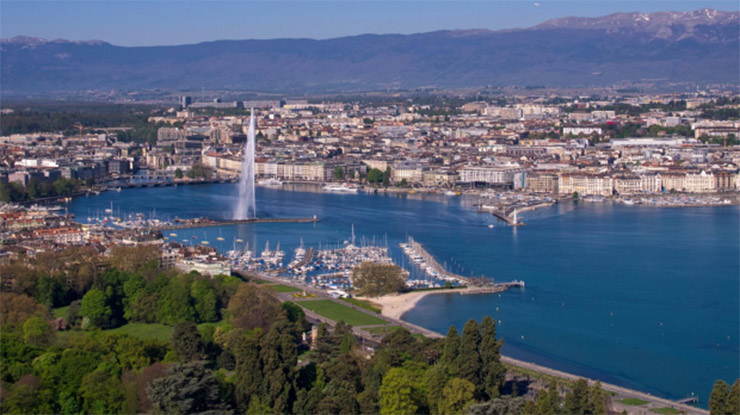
[502,356,708,415]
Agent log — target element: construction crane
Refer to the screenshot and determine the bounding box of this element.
[72,123,83,140]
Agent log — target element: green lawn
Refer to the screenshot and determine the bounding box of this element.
[105,323,174,342]
[650,408,680,414]
[197,319,230,333]
[52,306,69,319]
[266,284,302,293]
[365,326,401,334]
[620,398,649,406]
[341,297,381,313]
[298,300,387,326]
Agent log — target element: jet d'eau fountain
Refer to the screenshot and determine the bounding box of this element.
[233,110,257,219]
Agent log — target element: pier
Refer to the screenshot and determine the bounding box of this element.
[479,200,555,226]
[157,216,318,230]
[110,178,237,190]
[402,236,524,291]
[677,396,699,405]
[403,237,473,284]
[290,247,315,270]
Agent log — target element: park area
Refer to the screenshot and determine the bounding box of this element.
[298,300,387,326]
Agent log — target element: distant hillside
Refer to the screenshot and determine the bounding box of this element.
[1,9,738,94]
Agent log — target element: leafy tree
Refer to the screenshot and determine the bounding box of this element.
[547,380,562,414]
[564,378,590,415]
[479,316,505,399]
[122,273,147,320]
[590,381,606,415]
[247,396,273,415]
[467,396,527,415]
[425,365,449,414]
[66,300,82,328]
[2,375,55,415]
[334,166,345,180]
[42,348,102,413]
[79,368,126,414]
[34,275,66,307]
[233,331,264,412]
[0,292,49,329]
[172,322,205,362]
[442,325,460,370]
[146,362,233,414]
[187,163,213,179]
[227,283,282,331]
[156,276,196,325]
[259,319,299,414]
[351,261,406,297]
[366,168,383,185]
[536,388,555,415]
[439,377,476,414]
[728,379,740,415]
[383,167,391,187]
[458,319,483,397]
[281,301,310,333]
[109,245,160,273]
[709,379,740,415]
[191,279,219,323]
[80,287,112,329]
[174,168,184,179]
[22,317,55,347]
[379,367,419,415]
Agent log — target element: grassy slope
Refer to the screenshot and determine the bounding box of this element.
[299,300,387,326]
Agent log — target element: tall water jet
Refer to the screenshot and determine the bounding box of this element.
[233,109,256,219]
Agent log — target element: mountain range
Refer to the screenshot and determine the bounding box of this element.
[1,8,738,95]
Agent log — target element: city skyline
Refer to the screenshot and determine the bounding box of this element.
[1,0,738,46]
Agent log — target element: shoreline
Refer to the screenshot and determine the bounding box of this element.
[359,289,709,414]
[359,287,497,320]
[500,355,709,415]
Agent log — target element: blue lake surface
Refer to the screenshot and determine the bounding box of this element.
[68,184,739,405]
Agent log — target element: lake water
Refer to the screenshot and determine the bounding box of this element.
[68,184,739,405]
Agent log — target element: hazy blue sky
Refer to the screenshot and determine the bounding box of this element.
[1,1,738,46]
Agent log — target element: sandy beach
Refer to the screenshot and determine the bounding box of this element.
[359,287,496,320]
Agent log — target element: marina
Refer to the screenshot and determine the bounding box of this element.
[400,235,524,290]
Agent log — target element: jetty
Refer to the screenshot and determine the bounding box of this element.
[401,236,524,291]
[111,178,237,190]
[157,216,319,230]
[479,200,555,226]
[677,396,699,405]
[290,247,315,270]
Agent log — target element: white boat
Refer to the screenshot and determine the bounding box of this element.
[444,190,459,196]
[323,183,359,193]
[258,178,283,186]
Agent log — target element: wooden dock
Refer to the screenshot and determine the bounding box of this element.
[677,396,699,405]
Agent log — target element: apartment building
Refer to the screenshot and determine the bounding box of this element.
[559,173,614,196]
[525,172,559,193]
